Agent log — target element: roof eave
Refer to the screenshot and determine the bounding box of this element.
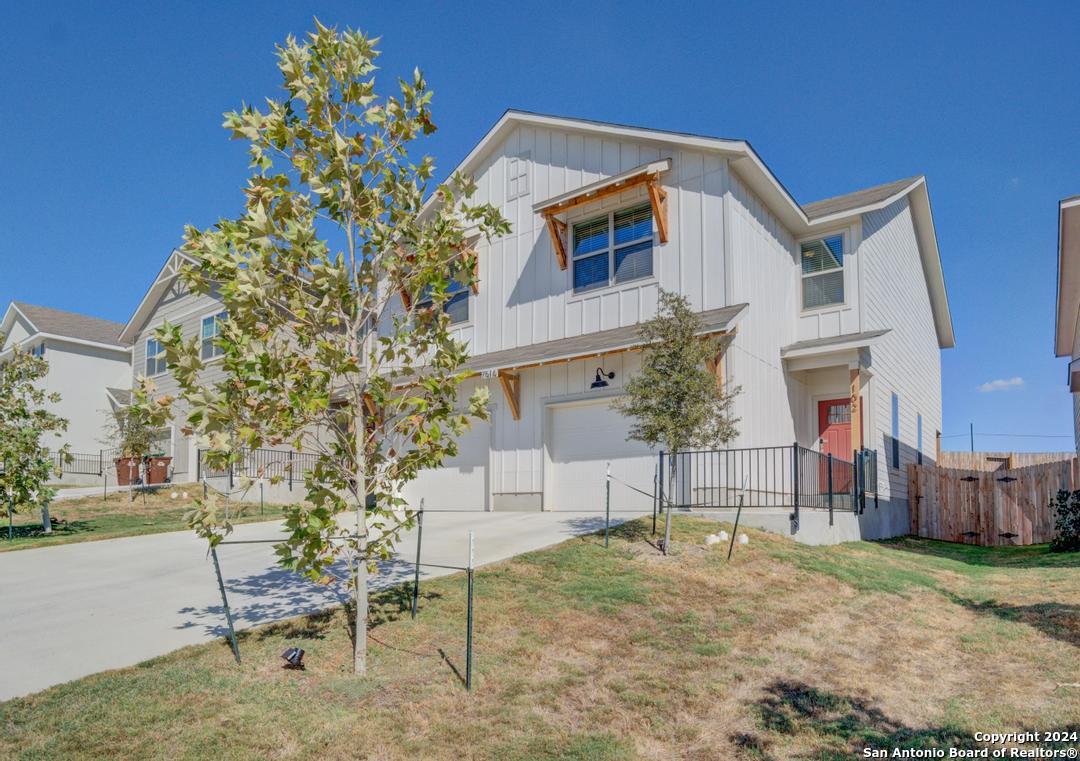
[1054,197,1080,357]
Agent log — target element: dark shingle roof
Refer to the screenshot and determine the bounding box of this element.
[781,329,891,356]
[465,303,748,373]
[802,176,923,221]
[13,302,128,347]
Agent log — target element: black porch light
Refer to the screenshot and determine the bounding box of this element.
[591,367,615,389]
[281,647,305,669]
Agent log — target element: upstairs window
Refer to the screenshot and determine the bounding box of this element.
[201,311,227,361]
[146,337,167,376]
[418,278,469,325]
[572,203,653,293]
[801,234,844,309]
[30,342,46,358]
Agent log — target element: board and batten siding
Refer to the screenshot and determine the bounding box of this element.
[724,169,806,448]
[444,125,731,355]
[860,195,943,507]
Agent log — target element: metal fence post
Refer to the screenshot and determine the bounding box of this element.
[411,500,424,620]
[791,442,800,532]
[466,531,474,691]
[662,455,674,555]
[604,462,611,548]
[827,453,834,527]
[210,547,241,664]
[288,451,294,492]
[651,464,658,536]
[196,448,201,483]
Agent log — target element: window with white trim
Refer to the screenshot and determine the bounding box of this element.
[30,342,46,358]
[572,203,653,293]
[506,153,530,200]
[146,337,166,376]
[417,278,469,325]
[801,234,844,309]
[201,311,227,360]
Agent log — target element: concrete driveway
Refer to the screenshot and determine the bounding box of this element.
[0,510,643,701]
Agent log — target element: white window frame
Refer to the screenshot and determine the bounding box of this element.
[799,232,847,312]
[571,202,655,296]
[506,152,530,201]
[200,310,228,363]
[416,280,471,327]
[145,335,167,378]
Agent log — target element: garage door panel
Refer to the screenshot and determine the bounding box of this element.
[401,419,489,510]
[548,400,655,511]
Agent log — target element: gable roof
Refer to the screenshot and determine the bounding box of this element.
[438,110,953,349]
[3,301,129,349]
[119,249,200,344]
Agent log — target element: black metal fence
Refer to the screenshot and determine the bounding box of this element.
[659,443,880,526]
[197,447,322,490]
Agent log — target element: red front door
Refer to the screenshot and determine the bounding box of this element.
[818,399,854,494]
[818,399,852,459]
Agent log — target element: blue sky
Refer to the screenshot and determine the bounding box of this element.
[1,2,1076,452]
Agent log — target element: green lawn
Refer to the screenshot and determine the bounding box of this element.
[1,488,289,551]
[1,517,1076,760]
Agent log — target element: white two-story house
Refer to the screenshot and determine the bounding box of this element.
[394,111,954,533]
[111,111,953,538]
[0,302,132,473]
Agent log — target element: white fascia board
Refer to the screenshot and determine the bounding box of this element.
[907,181,955,349]
[1055,197,1080,357]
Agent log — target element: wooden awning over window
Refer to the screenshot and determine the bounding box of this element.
[534,158,672,270]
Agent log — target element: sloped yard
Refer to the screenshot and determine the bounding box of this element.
[1,517,1076,760]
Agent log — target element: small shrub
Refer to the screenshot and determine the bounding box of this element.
[1049,489,1080,552]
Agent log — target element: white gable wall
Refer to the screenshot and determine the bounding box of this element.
[461,125,730,355]
[861,195,942,507]
[40,340,131,455]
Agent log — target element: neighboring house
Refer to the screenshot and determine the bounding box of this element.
[1054,194,1080,453]
[394,111,954,525]
[0,301,132,456]
[117,250,227,483]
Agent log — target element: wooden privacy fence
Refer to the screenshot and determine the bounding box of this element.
[909,459,1079,546]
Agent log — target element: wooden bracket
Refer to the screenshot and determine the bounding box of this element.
[647,177,669,244]
[460,245,480,294]
[399,287,412,311]
[497,370,521,421]
[705,350,725,392]
[544,214,569,270]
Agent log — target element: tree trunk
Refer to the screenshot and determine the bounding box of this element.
[353,405,368,675]
[354,533,368,675]
[41,503,51,533]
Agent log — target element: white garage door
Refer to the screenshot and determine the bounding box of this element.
[547,398,656,511]
[401,418,490,510]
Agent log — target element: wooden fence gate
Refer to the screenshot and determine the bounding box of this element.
[908,459,1078,545]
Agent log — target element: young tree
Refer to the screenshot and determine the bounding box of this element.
[102,404,160,500]
[133,21,508,673]
[0,336,69,535]
[613,288,739,456]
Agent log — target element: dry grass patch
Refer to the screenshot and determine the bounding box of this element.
[1,516,1076,760]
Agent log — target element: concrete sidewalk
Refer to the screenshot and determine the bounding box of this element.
[0,509,643,701]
